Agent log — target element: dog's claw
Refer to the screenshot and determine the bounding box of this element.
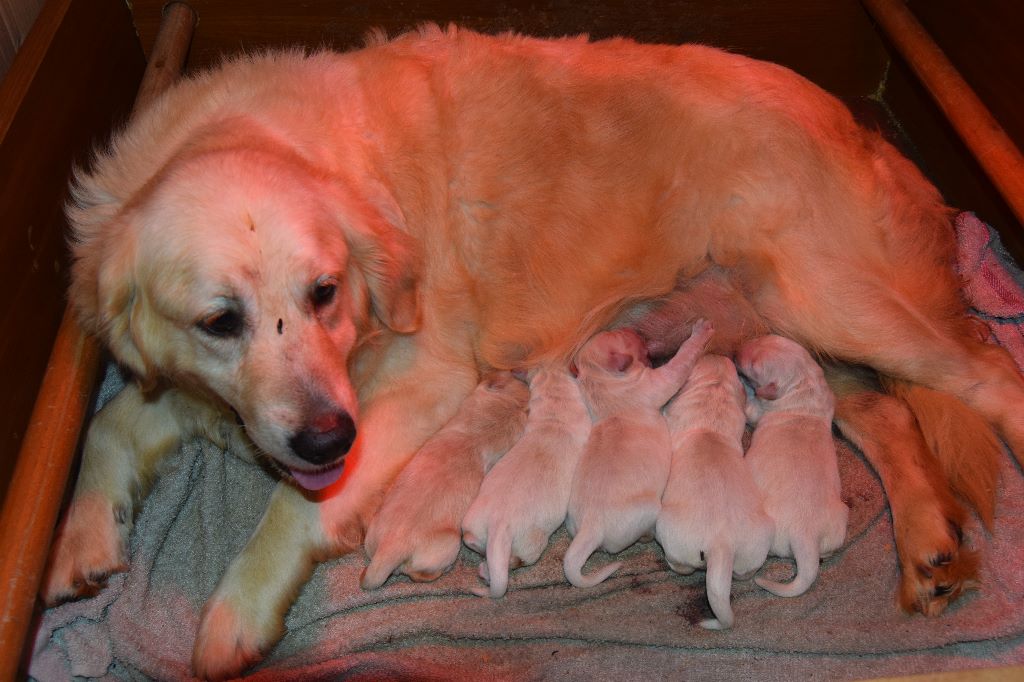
[897,512,978,617]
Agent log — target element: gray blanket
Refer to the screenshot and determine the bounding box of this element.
[30,213,1024,681]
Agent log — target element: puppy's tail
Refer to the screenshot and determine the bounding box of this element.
[472,524,512,598]
[563,525,622,588]
[700,543,734,630]
[755,534,820,598]
[885,379,1002,530]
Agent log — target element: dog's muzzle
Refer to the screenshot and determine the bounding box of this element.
[289,412,357,465]
[284,412,356,491]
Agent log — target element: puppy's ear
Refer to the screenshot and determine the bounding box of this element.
[755,382,779,400]
[71,220,159,388]
[608,351,634,373]
[341,184,421,333]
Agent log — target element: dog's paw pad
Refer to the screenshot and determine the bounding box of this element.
[898,518,978,617]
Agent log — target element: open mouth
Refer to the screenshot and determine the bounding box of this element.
[286,458,347,491]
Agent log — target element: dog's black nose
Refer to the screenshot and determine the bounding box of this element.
[289,412,356,464]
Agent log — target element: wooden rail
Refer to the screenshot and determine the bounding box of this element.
[862,0,1024,229]
[0,3,195,677]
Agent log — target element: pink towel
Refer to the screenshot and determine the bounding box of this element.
[956,212,1024,371]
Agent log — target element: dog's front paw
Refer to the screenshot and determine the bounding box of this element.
[41,493,129,606]
[895,507,978,617]
[193,591,282,681]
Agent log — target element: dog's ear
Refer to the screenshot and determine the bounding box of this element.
[71,220,159,388]
[342,185,421,333]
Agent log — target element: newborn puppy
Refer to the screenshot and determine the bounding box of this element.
[462,365,591,598]
[657,354,774,630]
[361,371,530,589]
[736,334,849,597]
[564,320,715,588]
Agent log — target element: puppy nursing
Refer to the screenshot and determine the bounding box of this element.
[736,335,849,597]
[462,366,590,597]
[361,371,529,589]
[563,320,714,587]
[658,354,774,629]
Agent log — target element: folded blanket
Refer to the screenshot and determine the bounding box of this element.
[29,212,1024,681]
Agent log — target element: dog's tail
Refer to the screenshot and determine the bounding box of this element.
[471,524,513,598]
[563,524,622,588]
[884,379,1002,530]
[700,543,735,630]
[755,533,820,598]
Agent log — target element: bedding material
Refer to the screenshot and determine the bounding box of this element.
[30,212,1024,681]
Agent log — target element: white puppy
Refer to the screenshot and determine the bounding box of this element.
[736,334,849,597]
[361,371,529,589]
[658,354,774,630]
[563,320,714,588]
[462,365,590,598]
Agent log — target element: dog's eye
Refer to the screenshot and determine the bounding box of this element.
[312,276,338,308]
[197,309,243,337]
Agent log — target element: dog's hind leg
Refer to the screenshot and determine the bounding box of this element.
[825,365,978,616]
[758,262,1024,467]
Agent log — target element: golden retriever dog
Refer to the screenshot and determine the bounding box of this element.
[461,365,590,598]
[43,25,1023,678]
[658,353,775,630]
[360,370,529,589]
[563,321,712,588]
[736,334,849,598]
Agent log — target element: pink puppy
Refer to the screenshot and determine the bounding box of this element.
[563,320,714,588]
[736,334,849,597]
[462,365,591,598]
[361,371,529,589]
[658,354,774,629]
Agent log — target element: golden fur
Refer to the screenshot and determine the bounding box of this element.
[44,26,1024,678]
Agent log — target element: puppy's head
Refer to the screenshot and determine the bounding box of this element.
[734,334,818,400]
[574,329,651,377]
[69,141,420,490]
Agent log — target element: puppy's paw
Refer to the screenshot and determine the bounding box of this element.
[41,493,129,606]
[361,532,460,589]
[193,591,282,681]
[688,318,715,345]
[896,511,978,617]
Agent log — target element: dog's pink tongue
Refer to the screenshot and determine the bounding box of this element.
[289,463,344,491]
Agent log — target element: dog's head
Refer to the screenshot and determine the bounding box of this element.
[69,139,420,490]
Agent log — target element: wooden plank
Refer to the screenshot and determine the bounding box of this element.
[905,0,1024,157]
[129,0,889,97]
[0,0,144,504]
[0,0,151,674]
[863,0,1024,260]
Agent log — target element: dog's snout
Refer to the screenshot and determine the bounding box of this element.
[289,412,356,464]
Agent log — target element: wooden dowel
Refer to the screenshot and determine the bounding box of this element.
[134,2,197,112]
[862,0,1024,229]
[0,3,196,677]
[0,311,100,680]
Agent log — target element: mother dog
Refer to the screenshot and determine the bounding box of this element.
[42,26,1024,678]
